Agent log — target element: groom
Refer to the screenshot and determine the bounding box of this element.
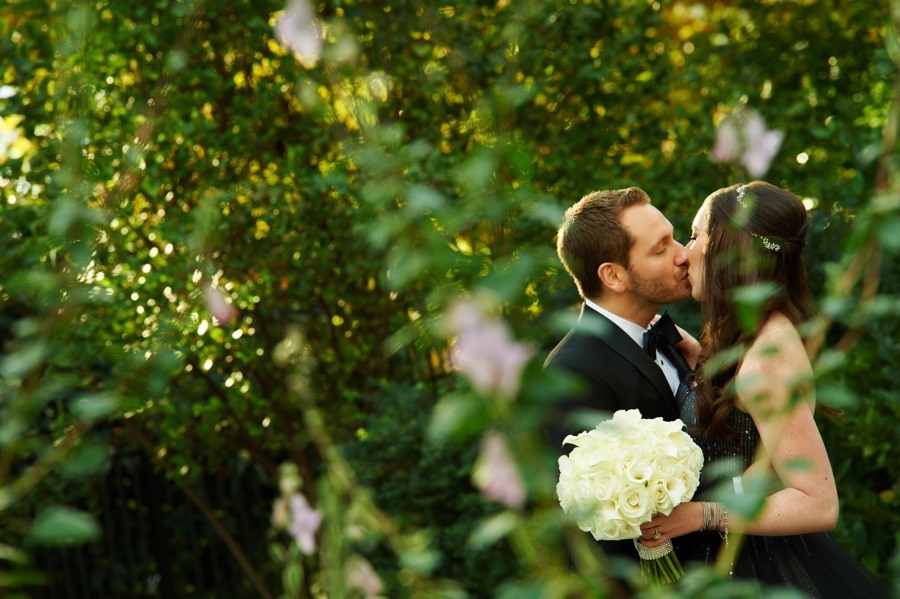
[545,187,696,563]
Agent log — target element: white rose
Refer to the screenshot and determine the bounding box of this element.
[616,483,653,523]
[615,446,642,475]
[681,470,701,498]
[598,498,620,521]
[688,446,704,472]
[576,516,594,533]
[557,480,575,512]
[653,436,681,459]
[649,480,675,514]
[588,463,622,501]
[653,456,678,483]
[591,516,631,541]
[572,477,597,510]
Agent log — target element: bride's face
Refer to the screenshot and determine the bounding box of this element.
[686,198,711,301]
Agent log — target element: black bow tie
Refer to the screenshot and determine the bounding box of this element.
[643,312,682,359]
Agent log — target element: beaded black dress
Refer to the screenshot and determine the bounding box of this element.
[679,390,891,598]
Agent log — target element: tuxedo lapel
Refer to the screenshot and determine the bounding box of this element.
[577,306,679,416]
[661,343,695,411]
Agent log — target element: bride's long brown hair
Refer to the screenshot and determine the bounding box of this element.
[694,181,816,442]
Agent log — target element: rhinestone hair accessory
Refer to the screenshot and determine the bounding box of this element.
[735,185,782,251]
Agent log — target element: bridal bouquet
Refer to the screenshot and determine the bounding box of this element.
[556,409,703,584]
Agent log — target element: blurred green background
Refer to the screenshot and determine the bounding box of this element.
[0,0,897,597]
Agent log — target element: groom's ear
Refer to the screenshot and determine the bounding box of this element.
[597,262,627,293]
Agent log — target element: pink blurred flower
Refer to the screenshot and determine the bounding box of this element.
[287,492,323,555]
[274,0,322,61]
[711,120,739,164]
[447,299,533,399]
[204,286,239,325]
[740,112,785,177]
[346,555,383,598]
[473,431,526,509]
[711,109,784,177]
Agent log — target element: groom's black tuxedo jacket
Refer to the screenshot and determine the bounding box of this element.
[544,304,691,560]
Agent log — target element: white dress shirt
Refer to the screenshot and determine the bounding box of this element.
[584,299,682,396]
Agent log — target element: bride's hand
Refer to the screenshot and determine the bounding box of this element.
[674,325,701,370]
[637,502,703,548]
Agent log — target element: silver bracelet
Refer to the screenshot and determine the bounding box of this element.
[719,503,729,547]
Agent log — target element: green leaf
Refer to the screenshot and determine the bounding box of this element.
[0,488,15,514]
[406,185,445,211]
[816,383,859,409]
[399,547,440,575]
[480,254,538,301]
[71,393,119,422]
[709,471,775,522]
[454,151,496,191]
[282,560,304,595]
[0,418,28,448]
[730,283,778,334]
[60,441,111,479]
[468,512,519,549]
[0,543,30,565]
[384,248,428,291]
[0,342,48,379]
[48,200,102,238]
[783,458,813,473]
[813,349,846,376]
[876,217,900,250]
[525,200,565,226]
[29,507,100,547]
[496,581,544,599]
[856,141,882,166]
[0,570,48,589]
[427,393,485,442]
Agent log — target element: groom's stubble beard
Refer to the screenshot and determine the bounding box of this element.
[627,265,692,306]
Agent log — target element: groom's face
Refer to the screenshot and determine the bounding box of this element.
[619,203,692,305]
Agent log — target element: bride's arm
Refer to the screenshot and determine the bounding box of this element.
[673,323,701,370]
[638,317,838,546]
[727,318,838,535]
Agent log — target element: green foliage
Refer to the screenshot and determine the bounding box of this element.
[820,327,900,573]
[0,0,897,595]
[341,382,520,597]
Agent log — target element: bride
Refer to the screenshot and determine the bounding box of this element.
[638,181,890,597]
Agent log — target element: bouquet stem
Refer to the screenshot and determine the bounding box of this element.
[633,539,684,584]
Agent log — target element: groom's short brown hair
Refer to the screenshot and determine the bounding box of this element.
[556,187,650,300]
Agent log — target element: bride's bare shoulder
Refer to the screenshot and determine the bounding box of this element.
[742,312,809,375]
[736,312,814,411]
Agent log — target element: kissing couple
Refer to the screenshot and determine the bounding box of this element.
[545,183,890,597]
